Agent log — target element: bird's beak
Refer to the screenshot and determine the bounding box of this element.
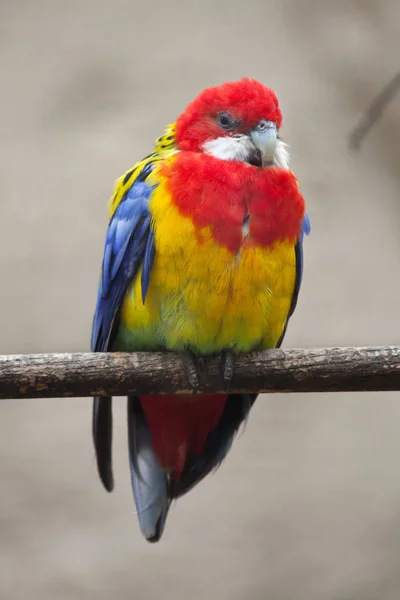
[250,121,277,166]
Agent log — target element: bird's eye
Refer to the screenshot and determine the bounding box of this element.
[217,112,235,130]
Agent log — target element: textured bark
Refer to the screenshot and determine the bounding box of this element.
[0,346,399,399]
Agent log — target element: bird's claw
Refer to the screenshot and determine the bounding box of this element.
[224,351,234,382]
[183,351,235,394]
[183,352,201,394]
[218,350,234,392]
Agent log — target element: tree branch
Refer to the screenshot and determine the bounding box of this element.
[0,346,398,399]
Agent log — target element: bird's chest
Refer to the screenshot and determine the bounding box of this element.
[150,176,272,299]
[155,152,304,255]
[146,201,296,353]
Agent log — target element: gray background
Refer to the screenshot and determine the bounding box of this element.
[1,1,400,598]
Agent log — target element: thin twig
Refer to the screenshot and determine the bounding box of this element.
[349,71,400,150]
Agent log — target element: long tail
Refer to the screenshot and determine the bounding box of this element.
[92,392,257,542]
[127,393,257,541]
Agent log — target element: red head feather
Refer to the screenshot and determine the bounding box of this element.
[175,78,282,152]
[163,78,304,254]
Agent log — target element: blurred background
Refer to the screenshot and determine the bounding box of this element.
[0,1,399,598]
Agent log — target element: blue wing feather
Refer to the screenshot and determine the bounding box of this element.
[276,212,310,348]
[91,163,156,353]
[141,228,155,304]
[289,211,310,318]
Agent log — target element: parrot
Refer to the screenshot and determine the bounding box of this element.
[91,78,310,542]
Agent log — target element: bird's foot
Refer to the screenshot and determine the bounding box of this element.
[182,351,204,394]
[217,350,235,392]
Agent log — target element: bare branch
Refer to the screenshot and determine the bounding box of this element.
[0,346,398,399]
[349,71,400,150]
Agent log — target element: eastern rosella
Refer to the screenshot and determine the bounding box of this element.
[91,78,310,542]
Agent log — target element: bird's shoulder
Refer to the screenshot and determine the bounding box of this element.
[108,123,177,219]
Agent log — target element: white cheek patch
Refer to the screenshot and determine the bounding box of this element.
[202,135,255,162]
[273,139,290,170]
[202,135,291,169]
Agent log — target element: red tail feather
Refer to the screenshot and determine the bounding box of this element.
[140,394,228,479]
